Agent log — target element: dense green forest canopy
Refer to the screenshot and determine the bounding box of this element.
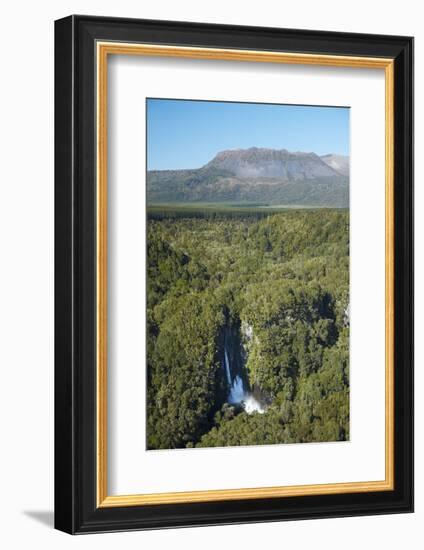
[146,207,349,450]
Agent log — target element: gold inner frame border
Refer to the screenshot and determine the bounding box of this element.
[96,42,394,508]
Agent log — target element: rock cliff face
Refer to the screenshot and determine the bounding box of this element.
[320,153,350,176]
[206,147,342,180]
[147,147,349,207]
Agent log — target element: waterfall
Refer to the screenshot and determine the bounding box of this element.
[224,349,232,386]
[229,375,246,405]
[224,344,264,414]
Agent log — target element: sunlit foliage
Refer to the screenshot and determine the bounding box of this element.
[146,208,349,449]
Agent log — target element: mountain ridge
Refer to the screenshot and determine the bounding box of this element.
[320,153,349,177]
[147,147,349,207]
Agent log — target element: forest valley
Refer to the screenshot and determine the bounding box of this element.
[146,207,349,450]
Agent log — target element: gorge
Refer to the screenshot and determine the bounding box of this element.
[222,325,266,414]
[146,208,350,450]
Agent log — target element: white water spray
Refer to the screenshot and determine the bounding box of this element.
[224,347,264,414]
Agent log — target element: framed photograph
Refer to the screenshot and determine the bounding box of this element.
[54,15,413,534]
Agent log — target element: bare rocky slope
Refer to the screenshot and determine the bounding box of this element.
[147,147,349,207]
[320,153,350,177]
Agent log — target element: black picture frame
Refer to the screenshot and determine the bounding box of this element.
[55,14,414,534]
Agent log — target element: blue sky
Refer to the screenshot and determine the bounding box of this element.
[147,98,349,170]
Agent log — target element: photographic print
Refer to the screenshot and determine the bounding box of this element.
[146,98,350,451]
